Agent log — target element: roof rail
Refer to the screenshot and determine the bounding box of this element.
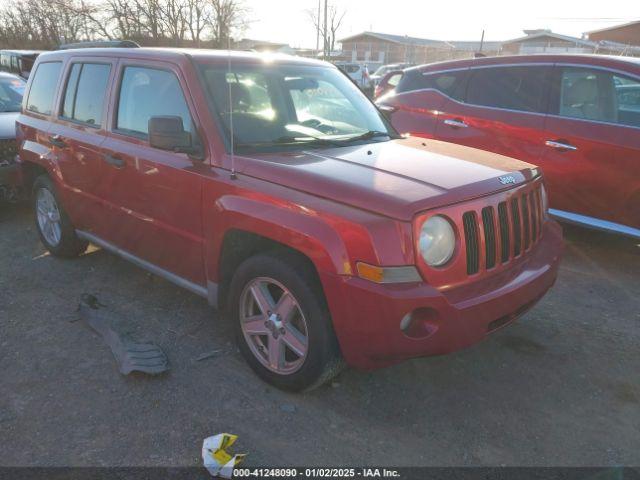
[56,40,140,50]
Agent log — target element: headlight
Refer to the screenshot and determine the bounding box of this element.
[540,184,549,219]
[419,215,456,267]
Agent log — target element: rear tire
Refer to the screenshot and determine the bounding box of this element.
[33,174,87,258]
[229,252,343,391]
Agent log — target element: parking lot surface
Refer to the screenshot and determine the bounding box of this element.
[1,203,639,467]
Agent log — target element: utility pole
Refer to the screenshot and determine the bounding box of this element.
[479,29,485,53]
[323,0,328,60]
[316,0,321,55]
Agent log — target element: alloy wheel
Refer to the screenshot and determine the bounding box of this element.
[239,277,309,375]
[36,188,62,247]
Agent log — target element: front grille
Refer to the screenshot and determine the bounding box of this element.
[481,207,496,269]
[511,198,522,256]
[521,196,531,251]
[0,139,17,165]
[462,211,480,275]
[497,202,510,263]
[462,182,544,276]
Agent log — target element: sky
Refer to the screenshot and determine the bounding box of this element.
[243,0,640,48]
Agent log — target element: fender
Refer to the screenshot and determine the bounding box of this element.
[206,194,355,285]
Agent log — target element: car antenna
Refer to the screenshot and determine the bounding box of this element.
[227,38,237,180]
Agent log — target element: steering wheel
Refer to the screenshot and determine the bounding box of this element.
[301,118,338,135]
[301,118,322,128]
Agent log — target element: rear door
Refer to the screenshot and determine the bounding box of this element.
[540,65,640,229]
[100,60,206,285]
[47,58,115,234]
[17,61,64,183]
[434,64,552,165]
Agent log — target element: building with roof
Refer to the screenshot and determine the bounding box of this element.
[501,29,597,54]
[502,29,640,57]
[234,38,295,54]
[586,20,640,47]
[339,31,502,66]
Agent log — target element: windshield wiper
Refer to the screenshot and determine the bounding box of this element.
[234,131,400,151]
[236,135,344,150]
[341,130,397,143]
[275,135,346,147]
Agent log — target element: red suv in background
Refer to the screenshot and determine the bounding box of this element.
[17,47,562,391]
[377,55,640,238]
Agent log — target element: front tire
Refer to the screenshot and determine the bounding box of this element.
[229,252,343,391]
[33,175,87,258]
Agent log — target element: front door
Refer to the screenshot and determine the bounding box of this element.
[100,61,207,286]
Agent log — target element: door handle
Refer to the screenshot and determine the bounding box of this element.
[103,154,125,168]
[545,140,577,151]
[444,118,468,129]
[48,135,67,148]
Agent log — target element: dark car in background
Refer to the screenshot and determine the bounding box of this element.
[0,71,26,201]
[377,54,640,238]
[0,50,43,79]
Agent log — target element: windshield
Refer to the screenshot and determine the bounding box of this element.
[198,62,396,152]
[0,76,25,113]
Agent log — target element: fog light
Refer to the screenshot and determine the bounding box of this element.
[400,313,413,331]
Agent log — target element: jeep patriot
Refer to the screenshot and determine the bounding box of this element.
[17,47,563,390]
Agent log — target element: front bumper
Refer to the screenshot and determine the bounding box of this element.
[321,220,563,370]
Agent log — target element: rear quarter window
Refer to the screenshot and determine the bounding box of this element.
[26,61,62,115]
[396,69,467,100]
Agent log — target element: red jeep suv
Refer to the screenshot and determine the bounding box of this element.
[377,55,640,239]
[17,47,563,390]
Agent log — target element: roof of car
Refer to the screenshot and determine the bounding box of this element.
[409,54,640,74]
[0,50,44,55]
[35,47,331,68]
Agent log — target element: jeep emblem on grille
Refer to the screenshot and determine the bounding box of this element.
[499,175,517,185]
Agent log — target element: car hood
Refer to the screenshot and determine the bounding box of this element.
[0,112,19,139]
[236,137,540,221]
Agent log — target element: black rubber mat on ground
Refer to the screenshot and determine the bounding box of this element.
[78,294,169,375]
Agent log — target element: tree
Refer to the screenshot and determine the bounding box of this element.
[159,0,188,46]
[0,0,250,49]
[209,0,248,48]
[307,2,346,55]
[185,0,210,47]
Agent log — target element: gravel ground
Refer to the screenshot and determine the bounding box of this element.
[1,203,639,467]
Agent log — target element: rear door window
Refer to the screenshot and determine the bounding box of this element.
[26,62,62,115]
[61,63,111,127]
[466,66,549,113]
[116,66,192,136]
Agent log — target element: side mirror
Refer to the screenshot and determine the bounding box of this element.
[148,116,197,155]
